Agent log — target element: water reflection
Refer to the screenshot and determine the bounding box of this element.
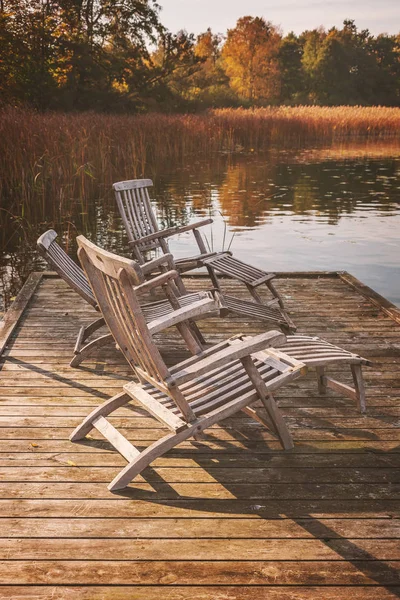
[1,144,400,314]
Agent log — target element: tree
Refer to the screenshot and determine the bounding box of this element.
[368,34,400,105]
[221,16,282,104]
[149,30,205,109]
[0,0,163,110]
[186,29,233,107]
[300,21,398,106]
[0,1,60,108]
[278,32,305,104]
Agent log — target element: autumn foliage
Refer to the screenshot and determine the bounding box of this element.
[1,2,400,110]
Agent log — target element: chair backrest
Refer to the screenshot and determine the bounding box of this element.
[113,179,163,261]
[77,233,174,379]
[37,230,97,308]
[77,235,195,421]
[114,179,191,297]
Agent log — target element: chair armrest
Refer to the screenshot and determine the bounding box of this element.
[134,270,179,294]
[140,253,175,275]
[128,219,213,247]
[169,330,286,386]
[147,295,220,335]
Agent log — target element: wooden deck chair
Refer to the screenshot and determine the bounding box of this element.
[38,232,370,416]
[70,235,307,491]
[37,230,221,367]
[113,178,296,333]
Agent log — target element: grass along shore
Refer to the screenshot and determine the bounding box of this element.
[1,105,400,225]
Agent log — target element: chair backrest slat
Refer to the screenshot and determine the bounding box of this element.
[113,179,160,258]
[37,230,97,308]
[77,235,171,385]
[140,186,158,234]
[113,179,191,297]
[114,180,158,239]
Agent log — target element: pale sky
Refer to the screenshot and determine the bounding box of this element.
[158,0,400,37]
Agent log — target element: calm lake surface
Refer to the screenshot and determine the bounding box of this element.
[1,144,399,314]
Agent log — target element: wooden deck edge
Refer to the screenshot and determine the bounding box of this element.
[338,271,400,326]
[1,269,398,358]
[183,270,340,279]
[0,271,49,356]
[183,269,400,326]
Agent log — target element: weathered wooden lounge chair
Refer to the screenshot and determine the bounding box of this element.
[70,235,306,491]
[38,231,370,416]
[113,178,296,332]
[37,230,221,367]
[112,180,370,412]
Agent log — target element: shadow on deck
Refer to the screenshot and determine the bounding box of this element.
[0,271,399,598]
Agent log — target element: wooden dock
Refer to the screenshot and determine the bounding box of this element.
[0,271,399,599]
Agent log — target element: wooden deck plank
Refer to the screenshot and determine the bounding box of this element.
[0,588,399,600]
[1,517,399,538]
[0,538,399,560]
[0,498,398,519]
[1,559,400,585]
[0,272,399,597]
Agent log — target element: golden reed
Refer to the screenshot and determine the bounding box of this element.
[1,105,400,220]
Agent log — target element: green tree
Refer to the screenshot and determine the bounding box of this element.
[150,30,205,109]
[301,28,326,103]
[0,1,59,108]
[368,33,400,105]
[300,20,399,106]
[0,0,163,110]
[278,32,305,104]
[187,29,234,107]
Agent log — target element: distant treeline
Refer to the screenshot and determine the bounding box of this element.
[1,2,400,111]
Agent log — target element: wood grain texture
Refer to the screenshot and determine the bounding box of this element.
[0,272,44,355]
[0,271,399,597]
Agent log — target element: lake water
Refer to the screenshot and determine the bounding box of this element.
[1,143,399,314]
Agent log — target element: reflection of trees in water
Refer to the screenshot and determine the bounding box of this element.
[217,159,278,228]
[154,154,400,229]
[1,150,400,311]
[273,158,400,225]
[154,158,228,227]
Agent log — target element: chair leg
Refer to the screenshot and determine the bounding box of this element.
[259,394,294,451]
[316,366,327,394]
[70,333,114,368]
[246,283,263,303]
[265,279,285,309]
[351,364,367,414]
[242,405,277,435]
[189,321,207,347]
[74,317,106,353]
[245,282,296,333]
[108,424,198,492]
[206,265,222,291]
[240,356,294,451]
[266,282,297,332]
[69,392,130,441]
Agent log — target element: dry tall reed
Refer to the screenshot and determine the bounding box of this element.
[1,105,400,222]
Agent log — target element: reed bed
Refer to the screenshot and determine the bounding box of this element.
[1,105,400,225]
[1,104,400,312]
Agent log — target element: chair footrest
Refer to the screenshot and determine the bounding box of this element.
[203,255,274,286]
[221,295,286,324]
